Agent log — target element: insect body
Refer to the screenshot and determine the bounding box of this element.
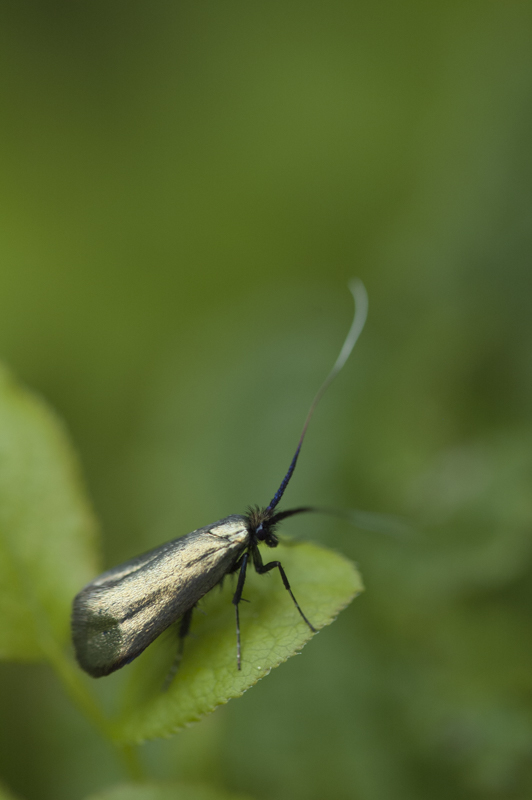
[72,280,368,678]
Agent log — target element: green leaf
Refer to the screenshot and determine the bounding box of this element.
[0,363,99,661]
[113,541,362,743]
[84,783,253,800]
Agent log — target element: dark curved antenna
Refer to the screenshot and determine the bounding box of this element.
[269,505,413,539]
[265,279,368,514]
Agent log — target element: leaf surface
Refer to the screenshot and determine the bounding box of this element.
[0,364,99,660]
[114,540,363,743]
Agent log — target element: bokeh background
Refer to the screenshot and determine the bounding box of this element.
[1,2,532,799]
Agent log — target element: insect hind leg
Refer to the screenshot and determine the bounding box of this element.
[252,547,316,633]
[232,552,250,670]
[163,605,194,690]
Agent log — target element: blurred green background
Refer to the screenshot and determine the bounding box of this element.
[1,1,532,798]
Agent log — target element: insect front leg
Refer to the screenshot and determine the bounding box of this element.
[232,551,250,670]
[252,546,316,633]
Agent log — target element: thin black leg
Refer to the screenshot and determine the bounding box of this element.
[252,546,316,633]
[232,551,249,670]
[163,605,194,690]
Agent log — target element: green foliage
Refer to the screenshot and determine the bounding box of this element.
[0,2,531,799]
[0,362,361,794]
[85,783,252,800]
[115,541,361,743]
[0,363,99,661]
[0,782,20,800]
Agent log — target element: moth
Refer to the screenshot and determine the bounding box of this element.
[72,280,368,679]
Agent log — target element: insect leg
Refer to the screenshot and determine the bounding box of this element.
[163,605,194,690]
[252,547,317,633]
[232,551,250,670]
